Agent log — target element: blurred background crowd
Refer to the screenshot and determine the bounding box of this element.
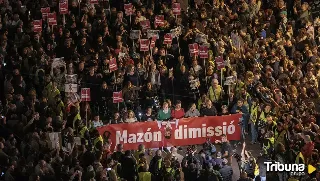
[0,0,320,180]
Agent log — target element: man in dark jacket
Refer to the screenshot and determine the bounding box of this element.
[219,159,233,181]
[149,150,163,181]
[120,150,137,181]
[201,100,218,116]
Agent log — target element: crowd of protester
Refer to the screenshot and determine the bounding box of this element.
[1,0,320,180]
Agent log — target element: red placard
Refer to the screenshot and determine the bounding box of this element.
[48,13,57,26]
[199,45,209,58]
[189,43,199,56]
[97,114,242,151]
[59,1,68,14]
[124,3,133,16]
[150,36,157,48]
[113,91,123,103]
[90,0,98,4]
[140,20,150,32]
[163,33,173,44]
[154,15,164,27]
[41,7,50,19]
[81,88,91,102]
[33,20,42,33]
[109,58,118,72]
[172,3,181,15]
[140,39,149,51]
[215,56,225,70]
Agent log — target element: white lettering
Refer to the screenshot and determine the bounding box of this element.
[202,124,206,137]
[128,134,136,143]
[183,125,188,139]
[137,133,144,142]
[144,128,152,142]
[207,127,214,136]
[222,122,227,135]
[188,128,201,138]
[153,131,162,141]
[116,130,127,145]
[215,126,222,136]
[265,162,305,175]
[175,126,183,139]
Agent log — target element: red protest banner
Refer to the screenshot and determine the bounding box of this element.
[189,43,199,56]
[113,91,123,103]
[59,1,68,14]
[150,36,157,48]
[97,114,242,151]
[163,34,173,44]
[154,15,164,27]
[124,3,133,16]
[140,20,150,32]
[140,39,149,51]
[48,13,57,26]
[81,88,91,102]
[109,58,118,72]
[90,0,98,4]
[199,45,209,58]
[41,7,50,19]
[215,56,225,70]
[33,20,42,33]
[172,3,181,15]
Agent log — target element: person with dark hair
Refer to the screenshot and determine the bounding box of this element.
[121,150,137,181]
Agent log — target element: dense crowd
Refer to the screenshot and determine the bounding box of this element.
[0,0,320,180]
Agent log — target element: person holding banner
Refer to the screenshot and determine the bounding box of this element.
[207,79,223,112]
[157,102,171,121]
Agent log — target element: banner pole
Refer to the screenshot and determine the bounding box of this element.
[63,14,65,27]
[78,0,81,16]
[85,108,88,127]
[228,85,230,105]
[221,68,223,86]
[177,37,181,56]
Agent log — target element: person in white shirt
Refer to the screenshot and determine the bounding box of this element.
[185,103,200,118]
[90,114,103,129]
[125,110,137,123]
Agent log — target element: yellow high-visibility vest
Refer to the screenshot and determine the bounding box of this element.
[263,137,274,154]
[72,113,81,129]
[207,86,222,103]
[79,126,88,138]
[79,126,89,145]
[275,130,286,146]
[250,106,258,123]
[295,152,305,165]
[253,158,259,176]
[94,135,103,151]
[138,172,152,181]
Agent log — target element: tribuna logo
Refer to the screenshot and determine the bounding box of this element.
[265,162,305,176]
